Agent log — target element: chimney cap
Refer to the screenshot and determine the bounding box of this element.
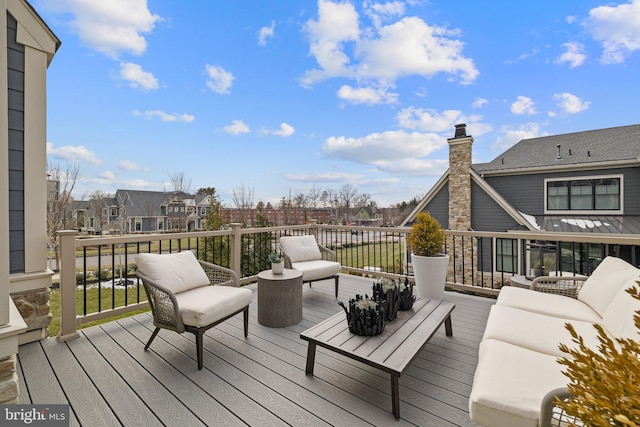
[454,123,467,138]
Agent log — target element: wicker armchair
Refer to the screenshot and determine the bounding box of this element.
[279,235,342,298]
[531,274,588,299]
[136,251,252,370]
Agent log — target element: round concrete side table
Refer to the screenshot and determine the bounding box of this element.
[257,269,303,327]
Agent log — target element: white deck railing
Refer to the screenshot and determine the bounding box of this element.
[56,222,640,340]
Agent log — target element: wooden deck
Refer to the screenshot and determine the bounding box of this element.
[17,274,495,426]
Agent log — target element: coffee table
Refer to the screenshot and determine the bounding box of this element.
[300,297,455,419]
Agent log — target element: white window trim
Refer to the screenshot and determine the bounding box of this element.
[544,174,623,215]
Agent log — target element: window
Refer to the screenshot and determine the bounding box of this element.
[546,176,621,212]
[496,238,518,274]
[135,218,141,231]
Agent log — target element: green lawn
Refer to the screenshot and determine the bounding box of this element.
[49,286,149,337]
[335,242,406,274]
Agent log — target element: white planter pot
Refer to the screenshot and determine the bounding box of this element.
[412,253,449,300]
[271,262,284,275]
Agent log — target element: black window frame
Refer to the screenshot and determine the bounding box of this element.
[546,177,621,212]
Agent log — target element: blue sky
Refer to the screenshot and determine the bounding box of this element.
[36,0,640,207]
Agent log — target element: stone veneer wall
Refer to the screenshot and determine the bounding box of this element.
[0,355,18,404]
[11,289,52,336]
[447,127,477,285]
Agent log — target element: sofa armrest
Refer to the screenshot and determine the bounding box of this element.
[539,387,582,427]
[531,276,587,299]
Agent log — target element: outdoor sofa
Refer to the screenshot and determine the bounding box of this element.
[469,256,640,427]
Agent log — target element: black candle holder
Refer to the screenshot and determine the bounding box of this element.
[338,294,386,336]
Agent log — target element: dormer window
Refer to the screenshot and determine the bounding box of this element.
[545,175,622,213]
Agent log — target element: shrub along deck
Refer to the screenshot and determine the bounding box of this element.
[17,274,494,426]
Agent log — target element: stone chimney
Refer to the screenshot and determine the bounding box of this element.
[447,124,475,285]
[448,124,473,231]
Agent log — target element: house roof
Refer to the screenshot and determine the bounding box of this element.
[114,190,167,217]
[532,215,640,234]
[477,124,640,174]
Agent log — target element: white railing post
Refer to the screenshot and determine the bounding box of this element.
[57,230,80,341]
[230,223,243,279]
[308,219,318,239]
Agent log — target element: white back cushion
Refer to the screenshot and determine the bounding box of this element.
[136,251,210,294]
[602,279,640,340]
[279,235,322,263]
[578,256,639,317]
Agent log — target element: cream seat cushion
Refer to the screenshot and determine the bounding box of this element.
[602,278,640,341]
[136,251,210,294]
[291,260,341,282]
[482,305,611,358]
[279,235,322,262]
[577,256,640,317]
[176,285,253,328]
[469,339,568,427]
[496,286,601,323]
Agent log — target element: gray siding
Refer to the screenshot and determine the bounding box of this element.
[419,182,449,229]
[484,167,640,215]
[471,181,521,272]
[7,12,25,273]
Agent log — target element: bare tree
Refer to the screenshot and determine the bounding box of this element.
[46,162,79,271]
[232,183,255,226]
[339,184,358,224]
[307,185,322,208]
[89,190,110,233]
[165,171,193,231]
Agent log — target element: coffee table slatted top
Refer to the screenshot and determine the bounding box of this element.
[301,297,455,376]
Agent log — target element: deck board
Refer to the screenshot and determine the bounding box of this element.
[17,274,494,426]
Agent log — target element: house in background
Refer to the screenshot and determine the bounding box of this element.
[351,206,383,226]
[1,0,60,403]
[404,123,640,280]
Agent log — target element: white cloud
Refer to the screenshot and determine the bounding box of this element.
[337,84,398,104]
[364,0,405,28]
[555,42,586,68]
[395,107,492,136]
[472,98,488,109]
[224,120,251,135]
[491,123,546,151]
[258,21,275,46]
[553,92,590,114]
[47,142,101,165]
[302,0,360,85]
[205,64,235,94]
[566,16,577,24]
[119,62,159,90]
[586,0,640,64]
[301,1,478,100]
[271,123,295,137]
[98,170,115,180]
[323,130,445,166]
[47,0,161,58]
[284,171,364,183]
[397,108,465,132]
[511,96,537,115]
[133,110,195,122]
[118,160,138,171]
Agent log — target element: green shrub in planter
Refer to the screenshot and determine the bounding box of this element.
[407,212,445,257]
